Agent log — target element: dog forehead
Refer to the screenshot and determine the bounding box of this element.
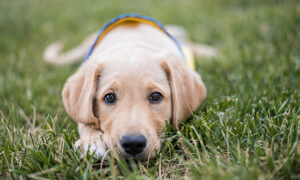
[89,44,172,93]
[102,53,165,79]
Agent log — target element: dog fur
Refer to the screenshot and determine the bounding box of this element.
[45,21,213,159]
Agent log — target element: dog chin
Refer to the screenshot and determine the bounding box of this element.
[120,152,152,161]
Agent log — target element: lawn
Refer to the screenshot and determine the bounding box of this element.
[0,0,299,179]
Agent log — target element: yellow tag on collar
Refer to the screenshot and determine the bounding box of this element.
[182,46,195,70]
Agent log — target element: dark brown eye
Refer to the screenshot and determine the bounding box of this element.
[149,92,163,104]
[103,93,116,104]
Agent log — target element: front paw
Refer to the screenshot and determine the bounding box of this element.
[75,138,106,158]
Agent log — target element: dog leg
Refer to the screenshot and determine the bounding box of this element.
[75,123,106,158]
[43,32,98,65]
[166,25,218,58]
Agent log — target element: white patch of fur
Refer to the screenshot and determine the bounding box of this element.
[75,138,106,158]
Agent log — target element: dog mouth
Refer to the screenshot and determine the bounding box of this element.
[119,149,152,160]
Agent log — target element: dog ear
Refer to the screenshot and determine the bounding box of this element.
[62,60,102,129]
[161,59,206,128]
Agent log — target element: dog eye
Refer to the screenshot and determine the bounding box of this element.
[149,92,163,104]
[103,93,116,104]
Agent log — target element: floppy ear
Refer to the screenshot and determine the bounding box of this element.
[161,59,206,128]
[62,60,102,129]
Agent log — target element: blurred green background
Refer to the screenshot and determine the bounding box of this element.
[0,0,299,179]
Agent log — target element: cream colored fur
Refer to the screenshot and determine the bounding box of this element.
[52,22,208,159]
[43,25,217,65]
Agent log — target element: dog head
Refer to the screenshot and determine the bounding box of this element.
[62,45,206,159]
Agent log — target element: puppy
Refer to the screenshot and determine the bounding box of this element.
[45,14,212,160]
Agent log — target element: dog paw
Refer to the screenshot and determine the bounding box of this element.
[75,138,106,158]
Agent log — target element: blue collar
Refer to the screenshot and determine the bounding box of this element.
[84,14,184,62]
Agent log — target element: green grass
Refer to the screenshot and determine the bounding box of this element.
[0,0,299,179]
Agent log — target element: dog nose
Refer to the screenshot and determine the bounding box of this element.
[120,134,147,156]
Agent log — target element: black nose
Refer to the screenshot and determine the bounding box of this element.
[120,134,147,156]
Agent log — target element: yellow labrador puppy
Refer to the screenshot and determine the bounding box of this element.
[48,14,209,160]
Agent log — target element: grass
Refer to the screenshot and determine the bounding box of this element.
[0,0,299,179]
